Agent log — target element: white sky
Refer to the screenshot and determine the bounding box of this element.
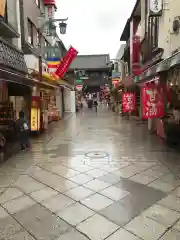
[56,0,136,58]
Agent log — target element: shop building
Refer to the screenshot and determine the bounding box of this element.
[119,0,180,145]
[0,0,35,146]
[68,54,111,93]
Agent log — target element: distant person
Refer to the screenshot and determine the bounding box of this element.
[16,111,30,151]
[93,99,98,112]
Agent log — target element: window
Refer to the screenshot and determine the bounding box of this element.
[28,19,33,45]
[36,30,40,46]
[148,16,159,51]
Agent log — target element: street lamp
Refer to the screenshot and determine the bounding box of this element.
[37,16,68,81]
[59,22,67,34]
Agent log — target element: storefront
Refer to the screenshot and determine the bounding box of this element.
[0,38,34,145]
[139,50,180,144]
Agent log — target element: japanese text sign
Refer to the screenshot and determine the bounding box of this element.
[122,93,135,112]
[142,85,164,119]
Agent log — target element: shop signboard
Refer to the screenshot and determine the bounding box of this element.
[142,85,164,119]
[0,0,6,17]
[122,93,135,112]
[75,79,83,84]
[149,0,163,16]
[56,46,78,78]
[132,35,141,76]
[76,85,83,91]
[31,96,41,132]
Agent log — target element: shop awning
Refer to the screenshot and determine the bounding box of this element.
[57,79,74,90]
[139,51,180,81]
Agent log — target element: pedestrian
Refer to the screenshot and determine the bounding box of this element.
[93,99,98,112]
[16,111,30,151]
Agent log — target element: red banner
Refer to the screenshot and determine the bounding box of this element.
[55,46,78,77]
[122,92,135,112]
[132,35,141,76]
[142,85,164,119]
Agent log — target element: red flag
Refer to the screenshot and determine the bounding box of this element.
[122,92,135,112]
[55,46,78,77]
[142,85,164,119]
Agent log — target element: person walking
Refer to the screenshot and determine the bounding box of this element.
[16,111,30,151]
[93,99,98,112]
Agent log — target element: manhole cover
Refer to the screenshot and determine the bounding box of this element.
[85,151,108,158]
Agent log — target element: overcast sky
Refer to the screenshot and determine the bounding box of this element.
[56,0,136,58]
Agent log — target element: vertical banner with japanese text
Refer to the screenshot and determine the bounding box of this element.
[122,92,136,112]
[55,46,78,78]
[142,85,164,119]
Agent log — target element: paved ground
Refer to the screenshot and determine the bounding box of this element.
[1,106,180,239]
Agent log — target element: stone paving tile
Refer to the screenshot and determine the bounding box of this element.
[5,230,36,240]
[113,165,142,178]
[143,204,180,227]
[160,229,180,240]
[64,185,94,201]
[98,172,122,185]
[14,203,71,239]
[50,165,80,178]
[70,164,94,173]
[41,193,75,213]
[129,173,158,185]
[57,229,89,240]
[106,228,141,240]
[13,204,54,224]
[158,194,180,212]
[124,214,167,240]
[57,202,95,226]
[0,215,23,240]
[172,186,180,197]
[81,193,113,211]
[100,185,129,201]
[2,195,36,214]
[0,188,5,194]
[13,175,45,193]
[0,206,9,219]
[83,179,110,192]
[86,168,107,178]
[148,179,178,192]
[100,178,165,226]
[77,214,119,240]
[70,173,94,184]
[0,187,23,204]
[29,187,58,202]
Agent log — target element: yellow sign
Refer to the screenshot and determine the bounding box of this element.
[0,0,6,17]
[31,108,40,131]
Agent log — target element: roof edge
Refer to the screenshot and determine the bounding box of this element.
[120,0,140,41]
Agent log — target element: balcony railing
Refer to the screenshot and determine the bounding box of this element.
[0,38,27,73]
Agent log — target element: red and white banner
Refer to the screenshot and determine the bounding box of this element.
[142,85,164,119]
[55,46,78,78]
[132,35,141,76]
[122,92,135,112]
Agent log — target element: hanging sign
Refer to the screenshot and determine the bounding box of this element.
[132,35,141,76]
[76,85,83,91]
[122,93,135,112]
[142,85,164,119]
[55,46,78,78]
[149,0,163,16]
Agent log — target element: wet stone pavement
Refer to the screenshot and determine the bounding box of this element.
[1,107,180,239]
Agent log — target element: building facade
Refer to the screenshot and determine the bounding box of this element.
[68,54,111,93]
